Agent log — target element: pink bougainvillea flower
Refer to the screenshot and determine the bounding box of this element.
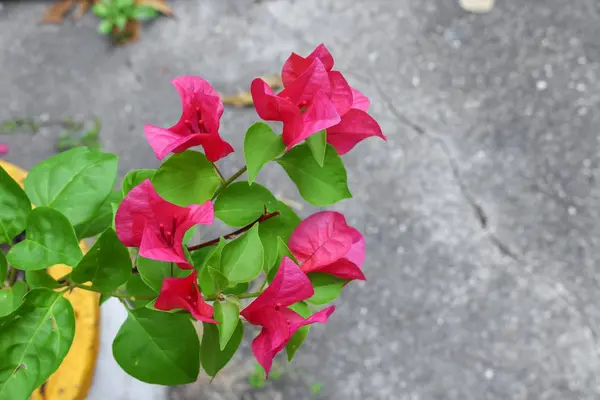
[241,257,335,377]
[115,179,214,269]
[144,76,234,161]
[288,211,366,281]
[154,270,217,323]
[281,44,386,154]
[0,143,8,156]
[281,43,353,116]
[251,58,342,150]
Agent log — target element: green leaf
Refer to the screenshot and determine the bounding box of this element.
[183,226,197,244]
[10,281,27,310]
[153,151,221,206]
[25,270,60,289]
[306,130,327,167]
[112,308,200,385]
[122,169,155,196]
[132,5,158,20]
[98,20,113,35]
[210,268,229,292]
[92,3,109,17]
[0,289,75,400]
[0,166,31,244]
[116,0,134,8]
[75,190,123,239]
[267,237,297,283]
[258,200,300,273]
[196,239,226,296]
[243,122,285,184]
[223,282,248,295]
[137,256,189,293]
[220,224,263,284]
[115,15,127,31]
[121,275,155,308]
[110,203,119,230]
[7,208,83,271]
[277,144,351,206]
[24,147,118,226]
[201,321,243,377]
[285,302,311,362]
[0,290,14,317]
[191,243,219,272]
[306,273,346,305]
[0,252,6,283]
[99,293,111,306]
[0,282,27,318]
[71,228,131,292]
[214,181,277,227]
[214,301,240,350]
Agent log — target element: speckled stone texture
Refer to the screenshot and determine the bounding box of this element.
[2,0,600,399]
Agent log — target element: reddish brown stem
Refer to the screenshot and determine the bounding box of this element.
[187,211,280,252]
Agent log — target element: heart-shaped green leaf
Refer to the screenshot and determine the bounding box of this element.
[0,289,75,400]
[196,239,226,296]
[258,200,300,273]
[243,122,285,184]
[25,270,60,289]
[214,300,240,350]
[306,273,346,305]
[214,181,277,227]
[24,147,118,226]
[285,301,311,362]
[7,208,82,271]
[112,308,200,385]
[153,151,221,206]
[201,321,243,377]
[137,256,188,293]
[119,275,156,309]
[0,252,6,283]
[306,130,327,167]
[277,143,351,206]
[220,224,263,284]
[71,228,131,292]
[75,190,123,239]
[122,169,155,196]
[0,281,28,318]
[0,166,31,244]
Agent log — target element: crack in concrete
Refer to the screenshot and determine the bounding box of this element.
[372,77,600,356]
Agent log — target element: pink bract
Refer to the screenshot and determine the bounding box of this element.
[144,76,234,161]
[241,257,335,377]
[280,44,386,154]
[288,211,366,281]
[251,58,341,150]
[0,143,8,156]
[115,179,213,269]
[154,270,217,323]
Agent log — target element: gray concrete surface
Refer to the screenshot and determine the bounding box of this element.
[1,0,600,399]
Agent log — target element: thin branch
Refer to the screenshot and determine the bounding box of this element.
[187,210,279,252]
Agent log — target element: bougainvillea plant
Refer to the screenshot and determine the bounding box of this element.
[0,44,385,399]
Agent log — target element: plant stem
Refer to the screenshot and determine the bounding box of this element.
[212,163,225,183]
[69,282,155,300]
[205,291,262,302]
[212,165,247,200]
[7,267,17,287]
[187,210,279,252]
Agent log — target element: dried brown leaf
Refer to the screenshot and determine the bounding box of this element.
[222,92,254,108]
[41,0,75,24]
[136,0,173,16]
[222,74,282,108]
[73,0,94,20]
[260,74,283,90]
